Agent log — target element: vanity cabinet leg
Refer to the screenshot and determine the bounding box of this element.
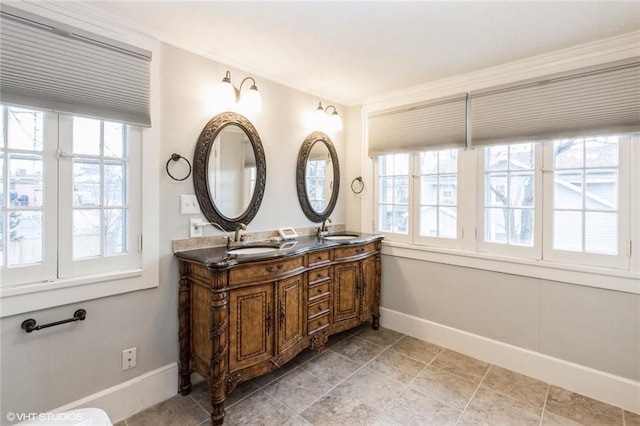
[372,314,380,330]
[178,271,192,395]
[209,289,229,425]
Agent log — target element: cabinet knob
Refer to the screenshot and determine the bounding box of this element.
[317,288,322,294]
[316,273,322,278]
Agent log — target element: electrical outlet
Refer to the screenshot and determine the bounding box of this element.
[122,347,137,371]
[190,218,203,238]
[180,194,200,215]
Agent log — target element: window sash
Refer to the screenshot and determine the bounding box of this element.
[1,108,141,287]
[542,136,630,269]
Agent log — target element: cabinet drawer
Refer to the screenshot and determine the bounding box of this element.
[308,298,331,320]
[229,256,304,285]
[309,249,332,266]
[308,266,331,285]
[308,313,330,334]
[334,242,377,260]
[308,281,330,301]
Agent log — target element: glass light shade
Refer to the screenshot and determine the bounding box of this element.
[239,85,262,114]
[329,111,343,131]
[218,80,236,111]
[315,103,328,129]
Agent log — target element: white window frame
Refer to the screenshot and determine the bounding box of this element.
[542,136,631,270]
[476,143,543,259]
[413,150,462,249]
[375,150,463,248]
[0,110,158,317]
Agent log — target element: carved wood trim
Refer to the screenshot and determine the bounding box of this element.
[193,112,266,231]
[310,330,329,352]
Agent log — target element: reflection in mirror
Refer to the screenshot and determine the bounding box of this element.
[207,124,256,218]
[296,131,340,223]
[305,141,333,213]
[193,112,266,232]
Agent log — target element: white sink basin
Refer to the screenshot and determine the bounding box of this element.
[227,246,279,255]
[324,234,360,241]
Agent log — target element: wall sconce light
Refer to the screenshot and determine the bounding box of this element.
[315,101,343,131]
[219,70,262,114]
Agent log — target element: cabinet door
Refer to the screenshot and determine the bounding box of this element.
[229,284,274,372]
[277,274,306,353]
[360,255,378,322]
[333,260,360,323]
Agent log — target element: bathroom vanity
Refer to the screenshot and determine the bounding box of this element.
[174,234,383,425]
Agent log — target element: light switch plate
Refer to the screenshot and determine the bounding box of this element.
[180,194,199,214]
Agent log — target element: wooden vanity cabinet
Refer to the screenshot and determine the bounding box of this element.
[176,238,381,425]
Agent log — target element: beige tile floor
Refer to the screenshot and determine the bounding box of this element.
[116,325,639,426]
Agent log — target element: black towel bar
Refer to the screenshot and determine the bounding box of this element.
[21,309,87,333]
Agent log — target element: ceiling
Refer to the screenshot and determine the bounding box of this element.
[85,1,640,106]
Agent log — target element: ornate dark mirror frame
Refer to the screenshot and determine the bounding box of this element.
[296,131,340,223]
[193,112,266,232]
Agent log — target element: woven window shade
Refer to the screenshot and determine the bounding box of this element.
[0,6,152,127]
[368,94,467,156]
[469,58,640,147]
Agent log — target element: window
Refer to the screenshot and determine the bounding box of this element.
[0,105,141,287]
[543,136,629,268]
[478,143,541,258]
[376,149,460,247]
[377,153,410,236]
[373,135,633,270]
[417,150,458,242]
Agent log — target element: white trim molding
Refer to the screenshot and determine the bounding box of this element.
[380,307,640,415]
[53,363,178,424]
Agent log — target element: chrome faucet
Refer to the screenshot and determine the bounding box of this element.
[318,217,332,237]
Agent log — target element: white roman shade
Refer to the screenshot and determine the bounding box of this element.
[368,93,467,156]
[469,58,640,147]
[0,6,152,127]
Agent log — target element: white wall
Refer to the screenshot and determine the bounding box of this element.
[0,41,346,419]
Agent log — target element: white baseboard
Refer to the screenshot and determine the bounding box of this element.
[53,363,178,423]
[380,307,640,415]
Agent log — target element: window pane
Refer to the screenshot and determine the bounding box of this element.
[379,204,393,232]
[485,208,507,244]
[585,170,617,210]
[439,207,457,239]
[553,211,583,252]
[104,209,126,255]
[105,163,126,206]
[0,107,4,148]
[486,173,507,206]
[438,150,458,173]
[419,151,437,174]
[554,140,583,169]
[486,146,508,171]
[439,175,457,206]
[419,206,437,237]
[585,212,617,255]
[420,176,437,204]
[393,205,408,234]
[8,210,43,266]
[73,209,101,259]
[509,209,534,246]
[74,160,101,206]
[0,213,3,268]
[394,154,409,175]
[396,177,409,204]
[379,177,394,204]
[9,154,43,207]
[7,107,43,151]
[104,122,124,157]
[554,171,583,209]
[585,138,617,168]
[509,173,534,208]
[73,117,101,156]
[0,154,4,208]
[509,143,533,170]
[378,155,393,176]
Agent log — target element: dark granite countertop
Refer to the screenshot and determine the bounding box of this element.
[174,232,384,269]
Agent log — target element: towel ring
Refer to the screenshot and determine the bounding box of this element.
[166,153,192,181]
[351,176,364,194]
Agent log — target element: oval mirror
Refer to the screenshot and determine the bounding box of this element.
[296,131,340,222]
[193,112,266,231]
